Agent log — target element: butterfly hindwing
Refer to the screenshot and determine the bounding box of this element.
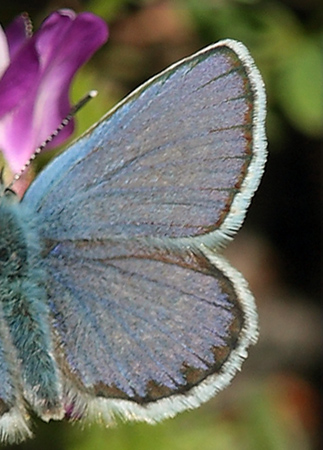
[43,244,257,421]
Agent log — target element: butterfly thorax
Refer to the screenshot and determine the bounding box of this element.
[0,195,28,280]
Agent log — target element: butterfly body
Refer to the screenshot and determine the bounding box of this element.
[0,39,266,443]
[0,194,64,425]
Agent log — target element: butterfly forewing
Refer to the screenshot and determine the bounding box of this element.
[23,41,266,248]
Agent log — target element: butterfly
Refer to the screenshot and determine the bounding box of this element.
[0,39,266,443]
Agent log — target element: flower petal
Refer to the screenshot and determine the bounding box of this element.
[0,25,9,77]
[0,10,108,172]
[35,9,78,69]
[5,13,31,59]
[30,10,109,149]
[0,38,39,118]
[36,10,109,74]
[0,88,39,171]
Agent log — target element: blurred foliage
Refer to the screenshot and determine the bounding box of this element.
[59,0,323,144]
[6,377,317,450]
[66,0,323,140]
[184,0,322,137]
[1,1,321,449]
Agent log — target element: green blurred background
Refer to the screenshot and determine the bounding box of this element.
[0,1,321,449]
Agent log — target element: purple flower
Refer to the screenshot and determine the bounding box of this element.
[0,9,108,172]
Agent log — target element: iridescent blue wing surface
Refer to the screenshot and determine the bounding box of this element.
[44,245,258,423]
[23,40,266,246]
[21,40,266,423]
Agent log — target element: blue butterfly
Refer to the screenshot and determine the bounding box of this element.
[0,39,266,443]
